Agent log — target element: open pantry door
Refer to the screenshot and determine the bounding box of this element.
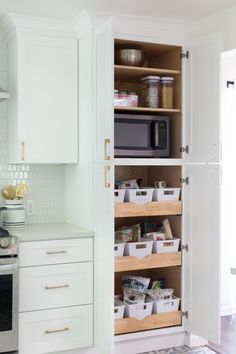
[183,32,221,163]
[93,18,114,164]
[183,164,221,344]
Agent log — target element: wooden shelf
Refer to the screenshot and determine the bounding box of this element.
[115,201,182,218]
[115,311,182,335]
[115,106,181,114]
[114,158,183,166]
[115,64,181,82]
[115,252,181,272]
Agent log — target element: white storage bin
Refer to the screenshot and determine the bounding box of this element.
[125,302,153,320]
[114,189,126,203]
[152,296,180,314]
[152,238,180,254]
[114,296,125,320]
[125,189,153,205]
[114,243,125,257]
[124,241,153,259]
[153,188,180,201]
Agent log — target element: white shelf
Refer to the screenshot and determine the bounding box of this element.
[114,158,183,166]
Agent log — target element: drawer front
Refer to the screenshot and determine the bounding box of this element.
[19,305,93,354]
[19,238,93,267]
[19,263,93,312]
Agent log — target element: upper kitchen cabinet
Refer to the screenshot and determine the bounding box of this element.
[2,14,78,164]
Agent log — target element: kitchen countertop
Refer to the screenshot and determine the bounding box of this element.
[11,223,94,242]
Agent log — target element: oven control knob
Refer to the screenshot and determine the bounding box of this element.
[0,238,10,248]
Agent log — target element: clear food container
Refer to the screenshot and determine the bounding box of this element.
[160,77,174,109]
[140,76,160,108]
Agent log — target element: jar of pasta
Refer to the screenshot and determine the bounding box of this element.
[160,77,174,109]
[140,76,160,108]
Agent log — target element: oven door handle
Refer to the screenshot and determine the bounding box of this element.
[0,263,18,272]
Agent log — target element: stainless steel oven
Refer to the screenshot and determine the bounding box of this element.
[0,232,18,353]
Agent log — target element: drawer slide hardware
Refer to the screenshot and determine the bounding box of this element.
[180,177,189,185]
[45,327,70,335]
[182,311,189,319]
[180,145,189,154]
[46,250,67,255]
[182,244,189,252]
[44,284,69,290]
[181,51,189,59]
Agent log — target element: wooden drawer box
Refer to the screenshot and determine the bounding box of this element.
[19,305,93,354]
[19,262,93,312]
[19,238,93,267]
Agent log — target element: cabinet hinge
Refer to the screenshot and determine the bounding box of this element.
[181,51,189,59]
[180,177,189,185]
[180,145,189,154]
[182,244,189,252]
[182,310,189,319]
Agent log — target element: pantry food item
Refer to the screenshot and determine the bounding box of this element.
[162,219,173,240]
[160,77,174,109]
[141,76,160,108]
[151,279,165,290]
[122,275,150,292]
[123,288,146,304]
[143,231,166,240]
[115,223,141,243]
[116,179,139,189]
[147,288,174,301]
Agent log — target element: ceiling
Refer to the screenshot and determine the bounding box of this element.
[0,0,235,21]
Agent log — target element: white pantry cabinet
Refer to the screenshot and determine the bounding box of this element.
[74,12,221,354]
[3,15,78,163]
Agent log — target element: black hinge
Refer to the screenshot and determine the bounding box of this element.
[180,177,189,185]
[180,145,189,154]
[182,244,189,252]
[181,51,189,59]
[182,311,189,319]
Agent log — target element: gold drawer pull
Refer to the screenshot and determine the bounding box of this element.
[104,138,111,161]
[104,165,111,188]
[44,284,69,290]
[45,327,70,335]
[46,250,67,255]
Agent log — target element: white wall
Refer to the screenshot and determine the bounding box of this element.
[220,51,236,315]
[0,35,65,224]
[193,5,236,52]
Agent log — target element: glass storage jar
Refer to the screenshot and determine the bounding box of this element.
[160,77,174,109]
[140,76,160,108]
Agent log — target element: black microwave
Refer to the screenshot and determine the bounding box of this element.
[114,114,170,158]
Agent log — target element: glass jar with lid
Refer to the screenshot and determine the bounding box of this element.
[160,77,174,109]
[140,76,160,108]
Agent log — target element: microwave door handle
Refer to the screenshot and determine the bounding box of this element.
[154,122,159,148]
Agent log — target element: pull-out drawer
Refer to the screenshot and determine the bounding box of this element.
[19,263,93,312]
[19,305,93,354]
[19,238,93,267]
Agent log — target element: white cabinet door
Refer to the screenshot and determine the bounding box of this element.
[93,19,114,163]
[184,33,221,163]
[8,34,78,163]
[183,164,220,343]
[94,164,114,354]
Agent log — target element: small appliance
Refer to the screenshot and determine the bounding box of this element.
[114,113,170,158]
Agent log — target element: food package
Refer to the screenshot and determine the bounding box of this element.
[116,179,139,189]
[123,288,146,304]
[143,231,166,240]
[122,275,150,292]
[147,288,174,301]
[151,279,165,290]
[116,223,141,243]
[162,219,173,240]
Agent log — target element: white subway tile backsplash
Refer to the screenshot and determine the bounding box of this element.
[0,38,65,224]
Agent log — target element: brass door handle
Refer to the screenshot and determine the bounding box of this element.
[21,141,25,161]
[104,139,110,161]
[44,284,69,290]
[104,166,111,188]
[45,327,70,334]
[46,250,67,255]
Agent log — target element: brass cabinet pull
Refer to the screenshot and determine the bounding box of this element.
[44,284,69,290]
[45,327,70,335]
[104,166,111,188]
[104,138,110,161]
[21,141,25,161]
[46,250,67,255]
